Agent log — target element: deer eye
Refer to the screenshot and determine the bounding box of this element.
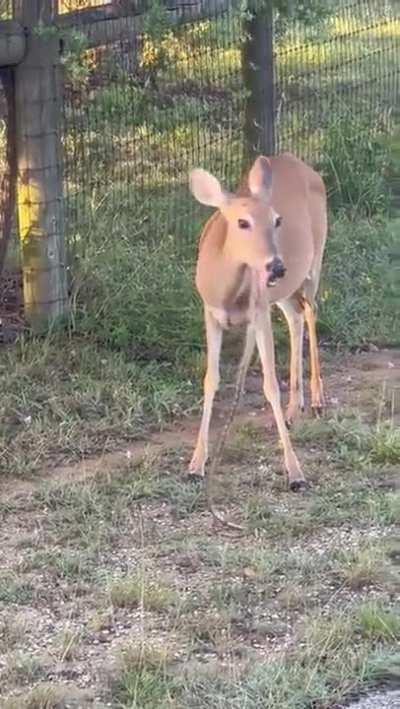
[238,218,251,230]
[275,215,282,228]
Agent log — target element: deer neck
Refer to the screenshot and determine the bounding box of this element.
[201,248,264,328]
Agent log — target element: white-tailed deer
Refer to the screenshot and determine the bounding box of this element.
[189,153,327,490]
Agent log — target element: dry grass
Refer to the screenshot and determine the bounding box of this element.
[108,574,177,612]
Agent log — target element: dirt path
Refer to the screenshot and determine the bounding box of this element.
[2,348,399,503]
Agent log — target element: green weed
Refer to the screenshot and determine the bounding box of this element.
[111,642,176,708]
[319,112,390,215]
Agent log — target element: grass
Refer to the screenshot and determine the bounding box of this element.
[25,455,205,549]
[112,643,176,708]
[292,413,400,468]
[0,335,199,478]
[358,602,400,642]
[0,574,34,605]
[0,616,25,653]
[1,371,400,705]
[5,653,46,686]
[173,604,400,708]
[336,544,399,590]
[2,684,92,709]
[108,573,177,611]
[318,215,398,348]
[24,548,96,580]
[57,628,82,662]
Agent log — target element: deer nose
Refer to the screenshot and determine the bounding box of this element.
[266,257,286,287]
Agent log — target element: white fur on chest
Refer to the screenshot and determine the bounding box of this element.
[208,269,269,329]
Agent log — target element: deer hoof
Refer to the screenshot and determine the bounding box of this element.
[188,465,205,479]
[187,472,204,486]
[289,479,308,492]
[188,453,206,478]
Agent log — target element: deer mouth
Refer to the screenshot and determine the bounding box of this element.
[266,258,286,287]
[267,269,286,288]
[255,262,286,294]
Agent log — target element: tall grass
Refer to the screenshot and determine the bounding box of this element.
[318,215,398,348]
[71,207,398,355]
[318,112,392,216]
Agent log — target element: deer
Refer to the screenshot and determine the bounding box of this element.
[188,152,327,491]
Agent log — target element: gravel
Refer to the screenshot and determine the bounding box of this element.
[347,690,400,709]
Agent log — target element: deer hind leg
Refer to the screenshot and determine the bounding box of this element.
[255,307,306,491]
[277,298,305,426]
[302,295,325,416]
[189,308,223,477]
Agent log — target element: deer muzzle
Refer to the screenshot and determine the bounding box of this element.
[266,257,286,287]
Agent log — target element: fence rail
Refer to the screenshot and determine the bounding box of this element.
[0,0,399,332]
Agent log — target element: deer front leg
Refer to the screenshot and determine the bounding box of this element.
[189,308,223,477]
[303,299,324,416]
[254,307,306,491]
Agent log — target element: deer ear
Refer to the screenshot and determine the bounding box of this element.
[248,156,273,200]
[189,168,228,208]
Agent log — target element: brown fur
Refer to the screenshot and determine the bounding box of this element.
[188,153,328,487]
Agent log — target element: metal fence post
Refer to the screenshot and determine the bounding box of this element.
[242,0,275,165]
[13,0,68,331]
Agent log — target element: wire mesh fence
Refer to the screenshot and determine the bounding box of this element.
[60,0,400,261]
[61,0,244,259]
[275,0,400,159]
[0,0,399,338]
